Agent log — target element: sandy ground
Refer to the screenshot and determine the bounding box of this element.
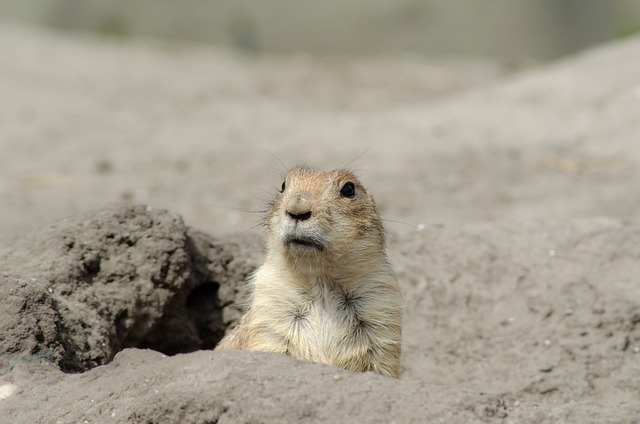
[1,24,640,423]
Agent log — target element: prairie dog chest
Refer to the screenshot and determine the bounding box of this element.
[266,282,368,354]
[297,288,358,333]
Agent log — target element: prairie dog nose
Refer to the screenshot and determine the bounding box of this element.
[286,193,313,221]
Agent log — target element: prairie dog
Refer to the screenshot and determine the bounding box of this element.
[217,167,402,378]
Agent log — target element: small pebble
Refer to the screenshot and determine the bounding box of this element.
[0,383,18,400]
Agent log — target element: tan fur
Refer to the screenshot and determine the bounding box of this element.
[216,167,403,378]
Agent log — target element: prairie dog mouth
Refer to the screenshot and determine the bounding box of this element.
[284,236,325,251]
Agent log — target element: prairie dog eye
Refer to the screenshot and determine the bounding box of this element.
[280,181,286,193]
[340,182,355,198]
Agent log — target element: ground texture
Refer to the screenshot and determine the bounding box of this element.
[1,25,639,423]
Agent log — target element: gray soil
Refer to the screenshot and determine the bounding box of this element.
[1,25,639,423]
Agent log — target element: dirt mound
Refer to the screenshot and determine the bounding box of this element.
[0,204,259,372]
[6,348,636,424]
[1,207,639,423]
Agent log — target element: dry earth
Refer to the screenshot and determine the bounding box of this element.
[1,25,640,423]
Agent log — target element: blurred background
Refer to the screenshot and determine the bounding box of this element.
[2,0,640,60]
[2,1,640,242]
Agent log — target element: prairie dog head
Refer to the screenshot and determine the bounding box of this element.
[266,167,386,276]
